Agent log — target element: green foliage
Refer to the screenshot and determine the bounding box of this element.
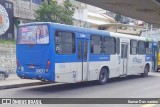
[35,0,74,25]
[114,14,122,22]
[0,39,16,45]
[14,18,20,27]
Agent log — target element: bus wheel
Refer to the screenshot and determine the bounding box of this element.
[156,67,160,72]
[0,73,5,80]
[141,65,149,77]
[98,68,109,85]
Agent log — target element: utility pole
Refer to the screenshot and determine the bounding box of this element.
[151,24,153,38]
[146,23,148,38]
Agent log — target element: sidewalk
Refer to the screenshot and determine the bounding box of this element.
[0,74,51,90]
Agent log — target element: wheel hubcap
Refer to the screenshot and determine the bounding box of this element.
[100,72,106,81]
[0,74,5,80]
[144,67,148,75]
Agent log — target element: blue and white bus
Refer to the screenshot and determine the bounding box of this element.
[16,22,154,84]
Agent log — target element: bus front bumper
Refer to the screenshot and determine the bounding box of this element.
[16,71,55,82]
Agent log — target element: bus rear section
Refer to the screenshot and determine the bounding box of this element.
[16,23,154,84]
[16,24,54,81]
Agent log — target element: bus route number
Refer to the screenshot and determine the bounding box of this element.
[36,69,45,74]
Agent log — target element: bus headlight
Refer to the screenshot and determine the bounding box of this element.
[46,60,51,69]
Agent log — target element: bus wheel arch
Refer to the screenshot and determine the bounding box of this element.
[97,66,110,85]
[141,63,150,77]
[157,66,160,72]
[146,63,150,70]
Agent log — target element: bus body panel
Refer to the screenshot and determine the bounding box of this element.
[158,53,160,69]
[16,22,154,83]
[110,32,152,76]
[16,24,55,81]
[158,53,160,65]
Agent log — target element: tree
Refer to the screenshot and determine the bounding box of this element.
[114,14,122,22]
[114,14,122,32]
[35,0,74,25]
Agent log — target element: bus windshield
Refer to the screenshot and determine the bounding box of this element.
[17,25,49,44]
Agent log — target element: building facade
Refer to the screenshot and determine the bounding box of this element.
[2,0,119,39]
[8,0,42,38]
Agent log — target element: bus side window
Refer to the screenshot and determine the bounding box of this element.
[130,40,137,55]
[138,41,145,55]
[90,35,102,54]
[78,41,82,59]
[116,38,120,54]
[145,42,152,55]
[55,32,62,53]
[55,31,75,54]
[103,37,116,54]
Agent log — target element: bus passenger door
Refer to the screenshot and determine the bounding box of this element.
[120,43,128,76]
[152,42,158,71]
[77,39,89,81]
[152,47,157,71]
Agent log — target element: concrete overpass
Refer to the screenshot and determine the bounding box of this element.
[76,0,160,26]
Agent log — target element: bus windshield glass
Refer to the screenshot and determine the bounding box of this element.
[17,25,49,44]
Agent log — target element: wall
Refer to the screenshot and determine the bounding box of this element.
[13,0,40,20]
[0,44,16,73]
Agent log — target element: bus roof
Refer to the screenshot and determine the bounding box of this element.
[19,22,156,42]
[19,22,110,36]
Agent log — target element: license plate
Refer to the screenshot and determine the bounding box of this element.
[36,69,45,73]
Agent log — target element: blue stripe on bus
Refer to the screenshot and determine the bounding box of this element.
[54,54,110,63]
[90,54,110,61]
[145,55,152,61]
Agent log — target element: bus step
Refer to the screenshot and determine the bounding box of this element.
[120,74,127,77]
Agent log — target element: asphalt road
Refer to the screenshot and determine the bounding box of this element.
[1,72,160,107]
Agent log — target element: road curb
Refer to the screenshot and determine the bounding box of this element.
[0,81,51,90]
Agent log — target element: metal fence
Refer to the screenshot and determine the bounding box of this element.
[0,45,16,73]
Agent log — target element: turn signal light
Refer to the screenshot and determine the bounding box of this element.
[16,60,19,66]
[47,61,51,65]
[46,61,51,69]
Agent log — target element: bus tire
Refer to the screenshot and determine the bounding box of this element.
[98,68,109,85]
[156,67,160,72]
[0,73,5,80]
[141,65,149,77]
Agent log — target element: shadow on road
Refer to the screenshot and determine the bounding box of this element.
[24,74,157,93]
[109,74,155,83]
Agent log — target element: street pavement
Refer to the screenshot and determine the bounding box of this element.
[0,74,50,90]
[0,72,160,107]
[0,74,39,85]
